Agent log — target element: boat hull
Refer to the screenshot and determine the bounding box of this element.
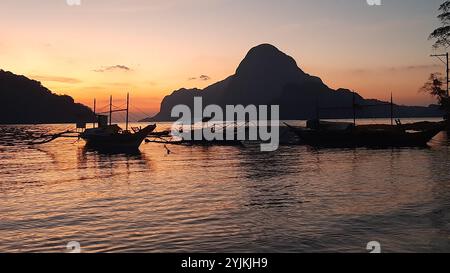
[287,124,443,148]
[81,124,156,151]
[181,139,243,146]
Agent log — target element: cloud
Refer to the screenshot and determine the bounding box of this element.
[350,64,442,75]
[30,75,82,84]
[188,75,211,81]
[94,65,132,72]
[388,64,441,71]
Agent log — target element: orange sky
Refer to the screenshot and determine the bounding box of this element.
[0,0,446,119]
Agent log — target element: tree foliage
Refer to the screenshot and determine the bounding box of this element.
[430,1,450,49]
[420,73,450,118]
[420,73,446,97]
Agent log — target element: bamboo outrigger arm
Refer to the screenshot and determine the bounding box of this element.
[28,130,79,145]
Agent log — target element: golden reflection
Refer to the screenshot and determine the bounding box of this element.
[1,123,450,252]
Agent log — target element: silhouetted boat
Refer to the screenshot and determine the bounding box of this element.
[285,120,444,148]
[153,121,245,146]
[80,93,156,151]
[80,124,156,151]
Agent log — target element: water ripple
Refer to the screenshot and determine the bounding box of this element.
[0,122,449,252]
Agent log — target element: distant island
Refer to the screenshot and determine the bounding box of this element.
[141,44,443,122]
[0,70,94,124]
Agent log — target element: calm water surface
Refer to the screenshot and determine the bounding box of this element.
[1,120,450,253]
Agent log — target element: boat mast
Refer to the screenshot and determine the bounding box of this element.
[352,91,356,126]
[390,92,394,126]
[93,98,96,128]
[126,92,130,132]
[109,95,113,125]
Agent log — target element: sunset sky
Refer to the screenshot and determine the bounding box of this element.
[0,0,446,119]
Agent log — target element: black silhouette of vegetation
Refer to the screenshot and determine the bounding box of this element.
[0,70,94,124]
[420,73,450,119]
[425,1,450,120]
[429,1,450,49]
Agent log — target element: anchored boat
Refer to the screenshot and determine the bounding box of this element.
[29,93,156,151]
[145,120,245,146]
[285,120,444,148]
[80,93,156,151]
[285,91,445,148]
[80,122,156,151]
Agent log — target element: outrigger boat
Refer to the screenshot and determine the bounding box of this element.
[285,92,445,148]
[80,121,156,151]
[145,119,245,146]
[29,93,157,151]
[285,119,444,148]
[80,93,156,151]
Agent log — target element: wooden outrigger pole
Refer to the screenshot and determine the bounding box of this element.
[390,92,394,126]
[109,95,113,125]
[126,92,130,132]
[352,91,356,126]
[28,130,79,145]
[93,98,96,128]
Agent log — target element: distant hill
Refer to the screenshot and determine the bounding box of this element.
[142,44,443,122]
[0,70,94,124]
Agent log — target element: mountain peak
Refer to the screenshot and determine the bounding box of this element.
[247,43,282,55]
[146,44,442,121]
[235,44,304,77]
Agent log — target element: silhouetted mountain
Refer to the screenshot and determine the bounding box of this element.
[0,70,94,124]
[143,44,443,121]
